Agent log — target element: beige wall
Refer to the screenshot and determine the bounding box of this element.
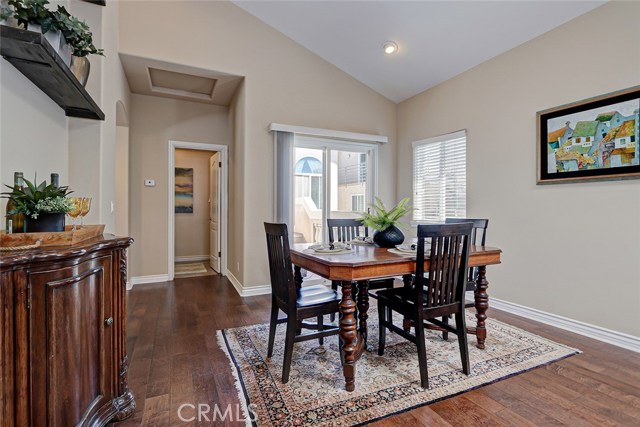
[397,2,640,336]
[228,82,246,281]
[174,149,213,258]
[120,0,397,287]
[115,125,129,236]
[0,60,69,221]
[128,94,230,276]
[1,0,129,235]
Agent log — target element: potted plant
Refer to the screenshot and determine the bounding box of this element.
[52,11,103,86]
[2,176,74,232]
[8,0,73,64]
[360,197,412,248]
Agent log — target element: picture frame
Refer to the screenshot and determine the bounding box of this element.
[537,86,640,184]
[175,167,194,213]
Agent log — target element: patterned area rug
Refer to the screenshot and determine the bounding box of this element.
[174,262,208,276]
[218,307,579,427]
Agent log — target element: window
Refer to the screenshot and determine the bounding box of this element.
[413,130,466,222]
[351,194,365,212]
[293,137,377,243]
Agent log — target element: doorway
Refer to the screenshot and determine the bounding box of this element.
[168,141,228,281]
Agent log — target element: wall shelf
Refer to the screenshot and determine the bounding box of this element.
[0,25,105,120]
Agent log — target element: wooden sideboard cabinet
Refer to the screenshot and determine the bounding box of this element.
[0,235,135,427]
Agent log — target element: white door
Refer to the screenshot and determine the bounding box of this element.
[209,153,221,273]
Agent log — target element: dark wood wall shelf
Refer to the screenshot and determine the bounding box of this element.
[0,25,105,120]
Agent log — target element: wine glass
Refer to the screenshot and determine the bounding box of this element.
[67,198,83,231]
[79,197,92,228]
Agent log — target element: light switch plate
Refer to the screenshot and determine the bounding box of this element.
[144,179,156,187]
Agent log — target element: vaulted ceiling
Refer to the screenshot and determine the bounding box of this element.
[233,1,606,103]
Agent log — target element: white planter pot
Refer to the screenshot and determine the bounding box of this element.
[26,23,72,66]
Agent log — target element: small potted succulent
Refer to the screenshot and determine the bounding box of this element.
[2,176,74,232]
[360,197,412,248]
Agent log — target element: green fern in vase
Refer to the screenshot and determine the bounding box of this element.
[359,197,412,232]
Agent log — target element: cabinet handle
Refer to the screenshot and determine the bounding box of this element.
[105,317,114,326]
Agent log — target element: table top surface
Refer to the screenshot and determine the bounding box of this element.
[291,243,502,267]
[290,243,502,281]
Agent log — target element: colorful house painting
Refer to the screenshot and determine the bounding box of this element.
[546,101,639,173]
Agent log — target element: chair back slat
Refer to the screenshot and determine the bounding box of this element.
[327,219,368,243]
[415,223,472,309]
[264,223,296,307]
[445,218,488,282]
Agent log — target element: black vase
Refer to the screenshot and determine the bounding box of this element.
[373,225,405,248]
[24,212,66,233]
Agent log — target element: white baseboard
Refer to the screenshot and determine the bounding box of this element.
[490,297,640,353]
[175,255,209,263]
[227,271,271,297]
[129,274,170,288]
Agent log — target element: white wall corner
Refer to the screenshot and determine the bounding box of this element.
[227,272,271,297]
[489,297,640,353]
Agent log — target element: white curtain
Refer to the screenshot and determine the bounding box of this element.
[274,131,294,227]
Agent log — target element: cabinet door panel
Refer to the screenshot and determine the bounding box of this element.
[29,256,113,427]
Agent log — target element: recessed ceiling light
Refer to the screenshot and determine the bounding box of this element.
[383,41,398,55]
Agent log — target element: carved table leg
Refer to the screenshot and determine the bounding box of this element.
[357,280,370,348]
[339,280,358,392]
[402,274,413,332]
[474,265,489,349]
[294,266,303,334]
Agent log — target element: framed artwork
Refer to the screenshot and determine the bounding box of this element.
[175,167,194,213]
[537,86,640,184]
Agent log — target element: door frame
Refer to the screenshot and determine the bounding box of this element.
[168,140,228,280]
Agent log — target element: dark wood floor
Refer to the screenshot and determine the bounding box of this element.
[116,275,640,426]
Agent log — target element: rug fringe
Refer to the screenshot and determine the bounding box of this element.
[217,330,253,427]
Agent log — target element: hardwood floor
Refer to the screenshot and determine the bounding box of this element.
[117,275,640,426]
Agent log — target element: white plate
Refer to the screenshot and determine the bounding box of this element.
[395,244,417,253]
[313,247,349,254]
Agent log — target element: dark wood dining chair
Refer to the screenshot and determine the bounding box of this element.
[264,222,341,383]
[445,218,488,305]
[441,218,488,339]
[326,218,395,321]
[376,222,473,389]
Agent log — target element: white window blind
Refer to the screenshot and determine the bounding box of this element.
[413,130,466,222]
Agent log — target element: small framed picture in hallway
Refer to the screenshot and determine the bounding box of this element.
[175,167,194,213]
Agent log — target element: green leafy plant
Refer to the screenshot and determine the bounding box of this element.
[359,197,412,232]
[8,0,55,32]
[7,0,104,57]
[2,176,73,219]
[55,9,104,57]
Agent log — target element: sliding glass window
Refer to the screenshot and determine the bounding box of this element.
[293,136,377,244]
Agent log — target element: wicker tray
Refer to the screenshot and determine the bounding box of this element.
[0,224,105,248]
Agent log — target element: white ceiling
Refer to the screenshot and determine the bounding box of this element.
[233,0,606,103]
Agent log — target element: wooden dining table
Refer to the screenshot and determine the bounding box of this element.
[290,243,502,392]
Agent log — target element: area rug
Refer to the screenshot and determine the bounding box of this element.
[218,307,579,427]
[174,262,208,276]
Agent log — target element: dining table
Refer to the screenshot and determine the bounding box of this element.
[290,242,502,392]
